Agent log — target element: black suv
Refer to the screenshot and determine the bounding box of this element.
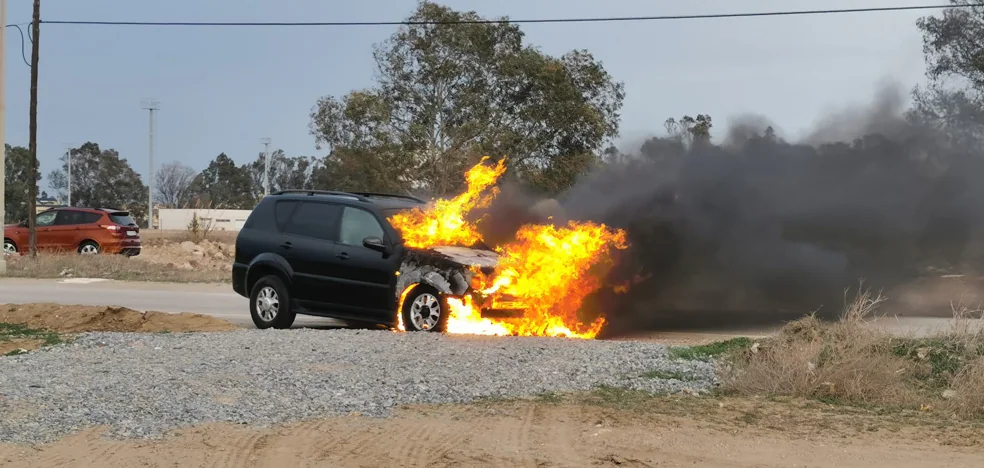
[232,190,504,332]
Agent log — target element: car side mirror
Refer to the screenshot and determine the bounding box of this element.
[18,220,27,228]
[363,236,387,253]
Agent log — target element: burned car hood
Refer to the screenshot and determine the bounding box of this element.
[425,245,499,269]
[395,245,499,300]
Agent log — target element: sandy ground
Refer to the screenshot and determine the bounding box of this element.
[0,303,239,354]
[0,397,981,468]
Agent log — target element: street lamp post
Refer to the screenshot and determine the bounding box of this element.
[261,137,271,196]
[142,99,159,229]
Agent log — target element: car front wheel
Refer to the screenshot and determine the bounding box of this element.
[249,275,296,330]
[2,239,17,256]
[401,285,449,332]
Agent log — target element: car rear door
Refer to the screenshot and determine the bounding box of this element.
[325,206,403,316]
[279,201,345,308]
[51,210,88,252]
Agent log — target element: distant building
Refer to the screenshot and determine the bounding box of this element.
[157,208,252,231]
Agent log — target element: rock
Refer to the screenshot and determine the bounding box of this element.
[180,241,197,252]
[942,389,957,400]
[192,250,206,258]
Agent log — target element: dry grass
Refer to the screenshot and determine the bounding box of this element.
[720,285,984,419]
[140,229,237,247]
[3,253,230,283]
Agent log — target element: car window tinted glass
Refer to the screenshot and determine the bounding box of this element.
[109,213,136,226]
[36,211,57,227]
[81,212,102,224]
[284,202,341,241]
[274,200,299,231]
[340,207,384,246]
[54,210,83,226]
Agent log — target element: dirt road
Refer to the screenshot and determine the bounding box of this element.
[1,397,980,467]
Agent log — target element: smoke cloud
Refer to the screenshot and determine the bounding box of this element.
[485,84,984,335]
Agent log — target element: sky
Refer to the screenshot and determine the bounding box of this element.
[1,0,943,193]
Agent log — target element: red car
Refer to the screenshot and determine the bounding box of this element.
[3,207,142,256]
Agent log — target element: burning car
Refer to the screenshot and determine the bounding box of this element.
[233,158,626,339]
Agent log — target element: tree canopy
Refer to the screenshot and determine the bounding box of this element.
[309,1,625,196]
[4,144,40,224]
[47,142,148,222]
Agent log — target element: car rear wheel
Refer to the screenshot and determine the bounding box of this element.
[249,275,296,330]
[78,241,100,255]
[402,285,449,332]
[3,239,17,256]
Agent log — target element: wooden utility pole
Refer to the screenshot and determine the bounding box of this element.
[27,0,39,257]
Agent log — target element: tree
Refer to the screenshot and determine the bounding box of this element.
[4,144,40,223]
[912,2,984,144]
[155,161,196,208]
[245,150,318,198]
[47,142,148,222]
[187,153,255,209]
[309,1,625,196]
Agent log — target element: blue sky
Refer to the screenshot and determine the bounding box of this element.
[2,0,938,192]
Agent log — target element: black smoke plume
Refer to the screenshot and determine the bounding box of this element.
[487,86,984,335]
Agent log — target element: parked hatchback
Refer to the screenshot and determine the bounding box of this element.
[2,208,142,256]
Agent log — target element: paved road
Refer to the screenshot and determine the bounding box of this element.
[1,278,979,339]
[0,278,341,328]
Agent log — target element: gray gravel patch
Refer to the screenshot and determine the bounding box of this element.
[0,329,717,444]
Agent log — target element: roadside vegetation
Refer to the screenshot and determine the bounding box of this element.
[670,288,984,419]
[3,251,230,283]
[0,322,64,356]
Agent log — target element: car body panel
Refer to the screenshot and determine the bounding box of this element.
[232,191,518,328]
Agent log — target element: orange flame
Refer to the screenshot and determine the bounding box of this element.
[389,157,506,249]
[390,158,628,339]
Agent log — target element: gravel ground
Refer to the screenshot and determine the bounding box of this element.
[0,329,717,444]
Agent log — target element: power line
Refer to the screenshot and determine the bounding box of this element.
[35,4,984,27]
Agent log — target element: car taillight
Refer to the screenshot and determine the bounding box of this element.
[100,225,125,235]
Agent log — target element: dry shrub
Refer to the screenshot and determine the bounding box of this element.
[4,252,229,283]
[721,288,922,407]
[945,357,984,418]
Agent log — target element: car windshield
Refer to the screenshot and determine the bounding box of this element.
[109,212,136,226]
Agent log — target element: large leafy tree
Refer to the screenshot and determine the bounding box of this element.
[47,142,148,222]
[245,150,318,198]
[4,144,40,223]
[187,153,255,209]
[911,1,984,144]
[310,1,625,196]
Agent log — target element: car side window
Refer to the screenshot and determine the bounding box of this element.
[274,200,299,232]
[339,207,385,246]
[283,202,341,241]
[36,211,57,227]
[81,212,103,224]
[54,210,83,226]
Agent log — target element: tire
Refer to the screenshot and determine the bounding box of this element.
[78,241,100,255]
[401,285,449,332]
[249,275,296,330]
[2,239,17,256]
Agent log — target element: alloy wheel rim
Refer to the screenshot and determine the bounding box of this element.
[410,293,441,330]
[257,286,280,322]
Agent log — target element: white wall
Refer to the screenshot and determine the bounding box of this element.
[157,209,252,231]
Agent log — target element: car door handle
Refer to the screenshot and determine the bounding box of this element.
[336,252,349,260]
[280,242,292,250]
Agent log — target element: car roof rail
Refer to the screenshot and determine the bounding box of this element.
[272,189,368,202]
[348,192,427,203]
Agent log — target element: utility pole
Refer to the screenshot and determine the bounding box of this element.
[64,146,72,206]
[27,0,40,257]
[0,0,8,273]
[261,137,271,196]
[142,99,159,229]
